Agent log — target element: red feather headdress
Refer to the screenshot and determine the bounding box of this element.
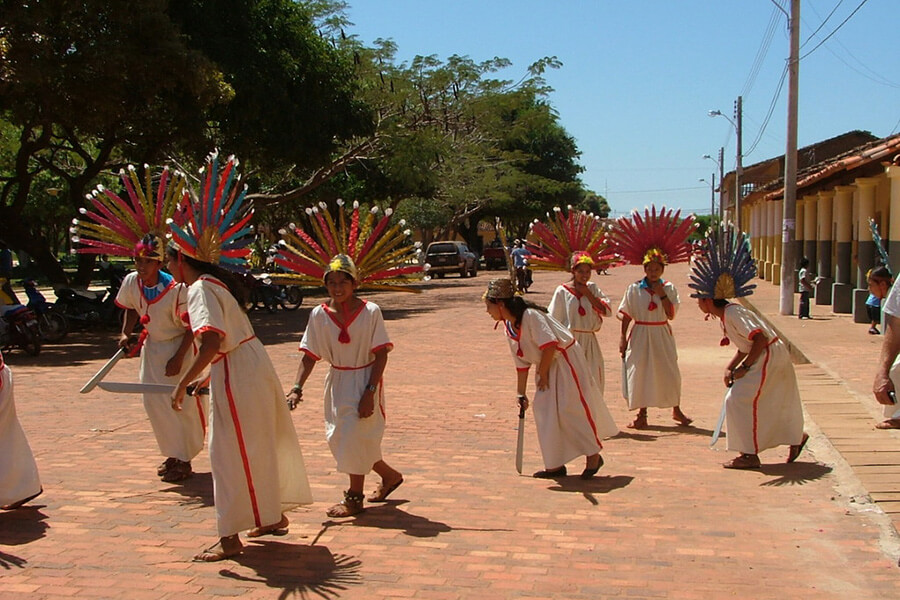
[275,200,424,292]
[526,206,621,272]
[608,205,697,266]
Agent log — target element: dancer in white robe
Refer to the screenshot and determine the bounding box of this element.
[288,255,403,518]
[689,224,807,469]
[699,300,807,468]
[548,254,612,394]
[116,243,206,482]
[618,256,692,428]
[0,350,42,509]
[168,250,312,561]
[485,278,617,479]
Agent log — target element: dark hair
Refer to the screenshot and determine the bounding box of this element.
[166,247,248,308]
[712,298,729,308]
[799,257,809,269]
[869,265,892,282]
[489,295,547,328]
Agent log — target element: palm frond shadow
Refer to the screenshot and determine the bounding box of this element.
[0,508,49,546]
[324,501,511,537]
[220,541,361,600]
[0,550,27,570]
[759,462,833,486]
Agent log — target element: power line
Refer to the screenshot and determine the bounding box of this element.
[800,0,870,61]
[745,63,789,157]
[800,0,845,49]
[741,5,781,98]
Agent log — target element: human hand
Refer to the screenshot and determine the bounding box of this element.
[171,383,187,412]
[358,392,375,418]
[165,355,184,377]
[286,389,303,411]
[873,373,896,406]
[536,371,549,391]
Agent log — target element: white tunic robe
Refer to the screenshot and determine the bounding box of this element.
[505,309,618,469]
[618,279,681,410]
[300,301,393,475]
[548,282,611,395]
[0,353,41,506]
[188,275,311,537]
[879,284,900,419]
[722,304,804,453]
[116,272,207,462]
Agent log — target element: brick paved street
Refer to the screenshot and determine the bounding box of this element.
[2,262,900,599]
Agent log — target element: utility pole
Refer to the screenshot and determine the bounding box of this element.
[735,96,743,230]
[710,173,716,219]
[780,0,800,315]
[718,146,725,223]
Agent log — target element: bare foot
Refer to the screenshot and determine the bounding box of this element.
[192,535,243,562]
[876,418,900,430]
[247,515,289,538]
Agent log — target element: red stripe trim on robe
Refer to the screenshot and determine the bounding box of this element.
[222,354,261,527]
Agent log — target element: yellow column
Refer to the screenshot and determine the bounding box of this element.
[887,166,900,275]
[773,199,783,285]
[832,184,855,313]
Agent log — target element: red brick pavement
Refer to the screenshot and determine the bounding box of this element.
[2,263,900,599]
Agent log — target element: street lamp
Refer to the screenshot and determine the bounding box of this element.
[708,97,743,229]
[699,176,716,221]
[702,150,724,222]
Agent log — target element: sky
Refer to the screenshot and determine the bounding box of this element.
[344,0,900,218]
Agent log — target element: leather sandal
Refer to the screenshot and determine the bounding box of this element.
[326,490,365,518]
[723,453,761,470]
[532,466,567,479]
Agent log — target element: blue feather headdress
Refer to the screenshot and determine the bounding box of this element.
[869,218,892,276]
[689,224,757,299]
[168,151,254,271]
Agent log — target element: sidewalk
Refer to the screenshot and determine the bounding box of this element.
[741,275,900,530]
[2,263,900,599]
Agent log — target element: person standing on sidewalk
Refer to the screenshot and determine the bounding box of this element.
[0,349,42,510]
[798,257,814,320]
[871,266,900,429]
[690,225,808,469]
[71,166,207,483]
[608,206,696,429]
[276,200,423,517]
[484,278,617,479]
[167,152,312,562]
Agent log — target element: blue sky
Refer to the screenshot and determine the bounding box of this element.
[344,0,899,217]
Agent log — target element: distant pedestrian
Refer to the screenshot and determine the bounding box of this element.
[484,278,617,479]
[690,226,807,469]
[865,266,891,335]
[0,349,43,510]
[608,206,696,429]
[798,257,813,319]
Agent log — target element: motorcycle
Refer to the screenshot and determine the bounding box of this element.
[241,273,303,312]
[53,262,125,329]
[23,279,68,342]
[516,260,533,293]
[0,305,42,356]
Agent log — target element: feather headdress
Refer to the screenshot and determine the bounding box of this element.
[71,164,188,261]
[526,206,621,272]
[608,205,696,266]
[275,200,424,292]
[869,218,892,276]
[167,151,254,270]
[688,224,757,299]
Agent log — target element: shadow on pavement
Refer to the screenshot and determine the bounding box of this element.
[163,471,214,508]
[0,507,49,548]
[547,475,634,505]
[758,462,833,486]
[220,541,362,600]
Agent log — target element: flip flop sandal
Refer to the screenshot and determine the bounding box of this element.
[786,433,810,463]
[326,490,365,518]
[723,454,761,469]
[247,516,289,538]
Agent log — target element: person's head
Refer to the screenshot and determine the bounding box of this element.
[696,297,728,315]
[483,278,516,322]
[867,266,893,300]
[642,248,666,281]
[799,256,810,269]
[324,254,359,304]
[570,252,594,284]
